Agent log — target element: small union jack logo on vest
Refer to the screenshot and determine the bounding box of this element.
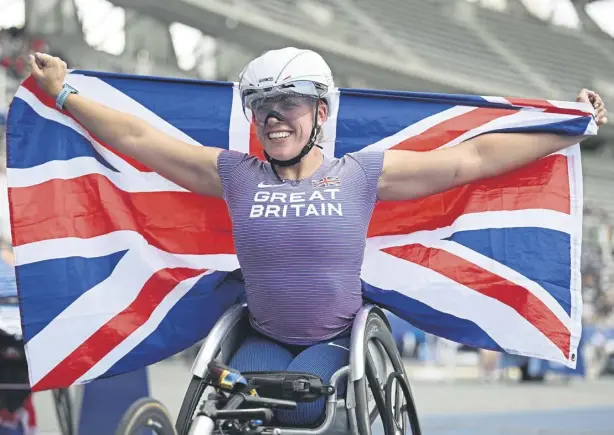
[312,176,340,188]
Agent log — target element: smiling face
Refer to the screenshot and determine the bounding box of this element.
[254,98,329,161]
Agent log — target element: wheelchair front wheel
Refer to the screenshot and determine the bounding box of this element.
[115,397,176,435]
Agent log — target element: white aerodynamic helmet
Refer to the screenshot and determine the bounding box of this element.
[238,47,335,171]
[238,47,335,114]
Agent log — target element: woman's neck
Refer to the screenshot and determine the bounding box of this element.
[275,148,324,181]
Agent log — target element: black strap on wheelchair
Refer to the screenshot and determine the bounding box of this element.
[205,361,334,402]
[242,371,335,403]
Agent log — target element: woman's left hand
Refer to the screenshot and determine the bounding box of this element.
[577,88,608,127]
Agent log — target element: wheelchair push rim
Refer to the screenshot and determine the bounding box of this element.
[354,311,422,435]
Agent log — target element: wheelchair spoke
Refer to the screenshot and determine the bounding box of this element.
[366,350,394,435]
[384,374,409,435]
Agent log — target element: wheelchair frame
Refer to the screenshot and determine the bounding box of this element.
[175,303,421,435]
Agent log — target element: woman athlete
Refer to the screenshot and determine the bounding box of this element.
[28,47,607,425]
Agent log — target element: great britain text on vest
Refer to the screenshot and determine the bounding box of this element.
[250,188,343,218]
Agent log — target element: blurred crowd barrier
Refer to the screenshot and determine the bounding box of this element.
[0,27,48,81]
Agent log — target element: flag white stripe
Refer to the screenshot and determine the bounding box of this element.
[14,209,568,266]
[365,209,574,339]
[13,87,138,174]
[481,96,512,105]
[10,87,188,191]
[13,230,239,269]
[547,99,593,113]
[65,73,203,148]
[7,157,187,191]
[25,245,235,386]
[566,143,583,366]
[425,239,570,330]
[27,249,162,385]
[366,209,572,250]
[76,271,210,383]
[437,110,584,150]
[360,103,583,153]
[361,106,476,151]
[361,249,567,364]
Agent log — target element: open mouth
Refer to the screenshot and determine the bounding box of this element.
[268,131,293,141]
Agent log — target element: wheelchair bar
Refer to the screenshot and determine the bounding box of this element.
[241,394,298,410]
[276,366,350,435]
[349,305,391,383]
[191,304,247,378]
[349,304,375,382]
[0,383,31,390]
[327,366,350,403]
[213,407,274,422]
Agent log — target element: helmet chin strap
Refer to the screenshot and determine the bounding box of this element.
[263,101,322,182]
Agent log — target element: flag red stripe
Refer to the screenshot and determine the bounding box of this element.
[506,97,590,118]
[249,123,266,160]
[383,244,571,356]
[393,107,516,152]
[32,267,205,391]
[22,76,153,172]
[10,174,234,254]
[12,156,569,248]
[368,154,569,238]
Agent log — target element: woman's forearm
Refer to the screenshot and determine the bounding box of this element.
[63,93,150,155]
[59,92,224,197]
[466,132,586,181]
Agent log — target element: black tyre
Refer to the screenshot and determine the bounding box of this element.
[175,375,208,435]
[52,388,74,435]
[354,310,422,435]
[115,397,175,435]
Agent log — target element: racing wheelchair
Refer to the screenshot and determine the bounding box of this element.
[175,302,422,435]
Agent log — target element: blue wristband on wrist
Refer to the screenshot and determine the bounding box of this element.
[55,84,79,110]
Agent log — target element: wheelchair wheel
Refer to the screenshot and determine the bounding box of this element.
[354,311,421,435]
[175,375,208,435]
[52,388,75,435]
[115,397,176,435]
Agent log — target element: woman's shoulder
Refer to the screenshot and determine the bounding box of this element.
[218,149,269,174]
[330,150,385,172]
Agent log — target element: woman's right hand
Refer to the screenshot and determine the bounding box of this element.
[28,52,68,99]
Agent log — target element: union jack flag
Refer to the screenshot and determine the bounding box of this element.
[312,176,340,188]
[5,71,596,391]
